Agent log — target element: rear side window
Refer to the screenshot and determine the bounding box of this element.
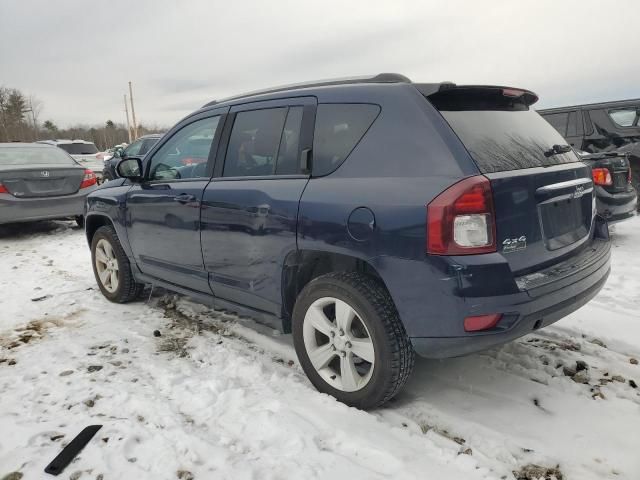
[312,104,380,176]
[57,143,99,155]
[608,107,639,127]
[542,112,568,136]
[429,89,579,174]
[224,108,288,177]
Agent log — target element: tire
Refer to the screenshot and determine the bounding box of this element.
[630,160,640,210]
[292,271,415,409]
[75,215,85,228]
[91,225,143,303]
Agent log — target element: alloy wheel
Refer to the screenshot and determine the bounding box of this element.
[302,296,375,392]
[95,238,119,293]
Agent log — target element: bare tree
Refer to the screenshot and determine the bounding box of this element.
[27,94,44,140]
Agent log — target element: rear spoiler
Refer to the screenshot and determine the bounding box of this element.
[415,83,539,107]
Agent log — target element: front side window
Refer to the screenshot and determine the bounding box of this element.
[312,104,380,176]
[148,116,219,181]
[608,108,639,127]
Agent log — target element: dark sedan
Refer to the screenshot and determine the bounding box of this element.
[578,150,637,222]
[102,133,163,181]
[0,143,98,226]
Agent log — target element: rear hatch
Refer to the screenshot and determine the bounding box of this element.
[427,86,596,275]
[0,146,85,198]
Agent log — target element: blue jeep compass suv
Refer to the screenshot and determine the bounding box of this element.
[85,74,611,409]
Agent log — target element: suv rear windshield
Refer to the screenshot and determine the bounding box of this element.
[57,143,99,155]
[428,88,579,173]
[0,146,76,166]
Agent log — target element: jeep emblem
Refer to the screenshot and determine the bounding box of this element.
[40,170,50,177]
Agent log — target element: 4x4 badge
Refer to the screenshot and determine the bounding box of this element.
[503,236,527,254]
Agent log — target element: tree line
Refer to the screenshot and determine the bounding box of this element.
[0,86,165,150]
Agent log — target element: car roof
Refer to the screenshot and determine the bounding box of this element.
[194,74,537,116]
[37,139,96,145]
[538,98,640,113]
[199,73,457,109]
[0,142,57,149]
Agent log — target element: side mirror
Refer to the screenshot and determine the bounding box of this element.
[116,157,143,182]
[113,150,122,159]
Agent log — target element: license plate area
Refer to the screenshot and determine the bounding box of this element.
[539,195,592,250]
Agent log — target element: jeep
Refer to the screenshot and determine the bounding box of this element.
[85,74,611,409]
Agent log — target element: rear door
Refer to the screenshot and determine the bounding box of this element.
[201,97,315,315]
[428,87,595,274]
[125,110,226,292]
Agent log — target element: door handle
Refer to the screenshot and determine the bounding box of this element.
[173,193,196,204]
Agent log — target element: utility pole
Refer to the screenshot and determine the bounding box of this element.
[124,94,132,143]
[128,81,138,140]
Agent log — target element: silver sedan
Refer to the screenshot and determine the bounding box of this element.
[0,143,98,226]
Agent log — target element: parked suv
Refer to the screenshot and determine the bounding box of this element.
[538,99,640,197]
[85,74,611,409]
[102,134,163,181]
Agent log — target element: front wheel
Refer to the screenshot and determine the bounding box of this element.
[91,225,143,302]
[292,272,415,409]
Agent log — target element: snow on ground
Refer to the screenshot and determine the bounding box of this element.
[0,217,639,480]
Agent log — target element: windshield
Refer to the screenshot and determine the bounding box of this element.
[57,143,99,155]
[0,146,76,166]
[429,89,579,173]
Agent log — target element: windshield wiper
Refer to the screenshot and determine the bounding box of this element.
[544,144,572,157]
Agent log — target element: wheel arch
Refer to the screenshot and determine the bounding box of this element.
[281,249,387,333]
[85,214,115,246]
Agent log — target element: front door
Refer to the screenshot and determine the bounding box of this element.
[201,98,315,315]
[126,112,225,292]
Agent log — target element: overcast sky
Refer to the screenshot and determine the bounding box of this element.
[1,0,638,128]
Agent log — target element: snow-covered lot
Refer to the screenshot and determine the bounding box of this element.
[1,218,638,480]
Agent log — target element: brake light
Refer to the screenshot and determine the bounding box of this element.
[464,314,502,332]
[80,169,97,189]
[427,175,496,255]
[0,182,7,194]
[502,88,525,98]
[592,168,612,186]
[628,167,632,184]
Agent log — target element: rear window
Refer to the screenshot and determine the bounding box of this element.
[57,143,99,155]
[312,104,380,176]
[608,107,639,127]
[0,146,76,166]
[429,88,579,173]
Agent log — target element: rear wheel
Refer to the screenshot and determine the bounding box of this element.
[292,272,414,409]
[91,225,143,302]
[630,159,640,210]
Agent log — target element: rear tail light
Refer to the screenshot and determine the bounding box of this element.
[80,169,97,189]
[427,175,496,255]
[628,167,632,184]
[0,182,7,194]
[592,168,612,186]
[464,314,502,332]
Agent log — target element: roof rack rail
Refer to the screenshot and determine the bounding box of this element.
[202,73,412,108]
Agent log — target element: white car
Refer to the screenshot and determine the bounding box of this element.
[37,140,105,181]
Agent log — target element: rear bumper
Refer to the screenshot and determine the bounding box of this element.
[375,233,611,359]
[411,263,609,358]
[595,186,637,222]
[0,187,96,224]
